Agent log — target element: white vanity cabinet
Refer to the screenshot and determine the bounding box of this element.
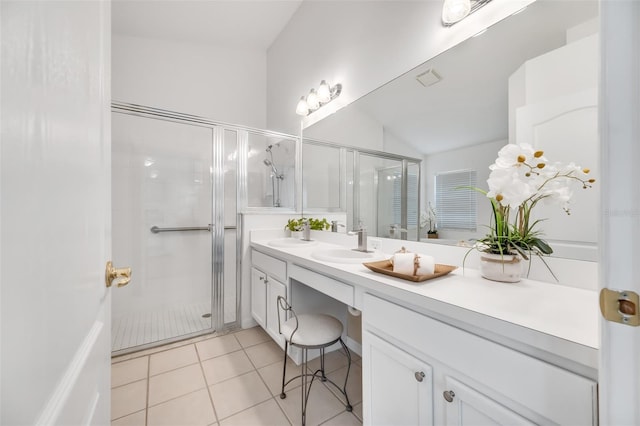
[364,331,434,425]
[362,293,597,426]
[441,375,534,425]
[251,250,287,347]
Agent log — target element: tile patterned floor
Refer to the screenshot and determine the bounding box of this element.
[111,326,363,426]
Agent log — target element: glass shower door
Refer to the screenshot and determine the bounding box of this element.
[111,113,214,353]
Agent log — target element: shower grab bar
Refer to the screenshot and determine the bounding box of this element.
[151,225,211,234]
[150,225,237,234]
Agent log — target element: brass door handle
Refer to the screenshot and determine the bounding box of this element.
[105,261,132,288]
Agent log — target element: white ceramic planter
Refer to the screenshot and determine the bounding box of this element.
[479,252,522,283]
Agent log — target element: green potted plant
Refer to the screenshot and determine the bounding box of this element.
[284,217,331,236]
[307,218,330,231]
[285,218,302,233]
[464,143,595,282]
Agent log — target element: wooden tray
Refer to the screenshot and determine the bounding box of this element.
[362,259,457,282]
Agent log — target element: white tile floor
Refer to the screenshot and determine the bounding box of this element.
[111,326,363,426]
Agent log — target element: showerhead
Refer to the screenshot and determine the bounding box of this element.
[266,144,273,153]
[263,158,283,179]
[263,158,278,173]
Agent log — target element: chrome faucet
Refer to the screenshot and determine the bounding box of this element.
[301,220,311,241]
[331,221,345,232]
[348,223,368,252]
[389,224,408,239]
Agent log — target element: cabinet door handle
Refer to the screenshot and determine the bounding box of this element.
[414,371,425,382]
[443,390,455,403]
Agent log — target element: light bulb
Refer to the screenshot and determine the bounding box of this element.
[306,89,320,111]
[317,80,331,103]
[442,0,471,25]
[295,96,309,116]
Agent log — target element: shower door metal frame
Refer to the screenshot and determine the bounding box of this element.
[300,136,422,238]
[110,101,264,353]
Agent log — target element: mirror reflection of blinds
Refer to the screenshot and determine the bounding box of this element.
[392,170,419,227]
[435,170,477,230]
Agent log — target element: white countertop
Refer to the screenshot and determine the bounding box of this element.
[250,231,600,374]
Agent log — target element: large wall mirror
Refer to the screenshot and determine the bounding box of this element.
[303,0,599,261]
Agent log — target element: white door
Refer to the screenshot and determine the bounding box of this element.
[1,1,113,425]
[599,1,640,424]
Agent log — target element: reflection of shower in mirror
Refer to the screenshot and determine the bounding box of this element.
[264,144,284,207]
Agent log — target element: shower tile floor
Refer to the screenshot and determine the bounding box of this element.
[111,326,363,426]
[112,303,214,352]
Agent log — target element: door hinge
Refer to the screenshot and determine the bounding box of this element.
[600,288,639,326]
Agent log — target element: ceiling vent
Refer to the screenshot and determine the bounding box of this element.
[416,69,442,87]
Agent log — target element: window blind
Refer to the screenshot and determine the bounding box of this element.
[435,170,477,230]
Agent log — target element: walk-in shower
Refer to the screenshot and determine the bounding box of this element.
[110,103,247,354]
[264,144,284,207]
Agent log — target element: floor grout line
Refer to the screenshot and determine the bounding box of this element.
[195,340,221,425]
[144,354,150,426]
[248,342,294,425]
[111,327,361,426]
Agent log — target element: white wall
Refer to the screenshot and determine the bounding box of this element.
[112,34,267,128]
[303,105,384,151]
[267,0,535,136]
[382,129,423,159]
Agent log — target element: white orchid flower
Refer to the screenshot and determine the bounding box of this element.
[490,143,546,171]
[486,168,536,208]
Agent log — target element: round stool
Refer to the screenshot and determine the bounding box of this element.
[277,296,352,426]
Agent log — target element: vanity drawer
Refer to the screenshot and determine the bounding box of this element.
[363,293,597,425]
[252,250,287,283]
[289,264,354,306]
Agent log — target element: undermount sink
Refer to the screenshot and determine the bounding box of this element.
[311,247,387,264]
[268,238,319,248]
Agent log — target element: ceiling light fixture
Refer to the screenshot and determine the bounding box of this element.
[442,0,492,26]
[295,80,342,116]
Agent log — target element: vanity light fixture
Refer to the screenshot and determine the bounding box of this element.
[316,80,332,103]
[306,89,320,111]
[295,80,342,116]
[442,0,492,26]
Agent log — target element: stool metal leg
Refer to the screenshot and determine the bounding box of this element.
[282,341,353,425]
[301,348,309,426]
[339,338,353,412]
[280,341,288,399]
[320,347,327,381]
